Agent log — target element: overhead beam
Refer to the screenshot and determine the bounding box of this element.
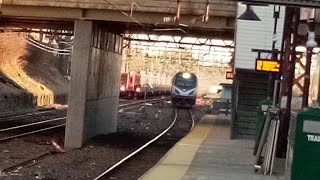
[0,5,235,39]
[1,5,235,30]
[231,0,320,8]
[0,18,74,31]
[2,0,236,17]
[0,18,234,40]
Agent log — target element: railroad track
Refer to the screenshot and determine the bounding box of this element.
[0,98,165,142]
[0,107,65,122]
[0,98,141,123]
[118,98,165,111]
[93,108,195,180]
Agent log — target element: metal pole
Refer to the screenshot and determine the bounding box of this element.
[175,0,181,25]
[302,47,313,108]
[269,6,280,100]
[226,99,230,116]
[277,7,299,158]
[272,6,280,52]
[317,54,320,105]
[273,80,280,106]
[144,90,147,107]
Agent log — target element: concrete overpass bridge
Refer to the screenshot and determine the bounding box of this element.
[0,0,236,149]
[0,0,235,38]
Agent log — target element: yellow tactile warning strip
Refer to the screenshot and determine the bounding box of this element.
[139,115,212,180]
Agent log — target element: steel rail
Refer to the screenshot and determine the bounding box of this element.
[118,101,162,112]
[0,98,162,121]
[0,124,66,142]
[0,109,59,122]
[0,99,164,141]
[118,98,163,107]
[0,117,66,133]
[93,108,195,180]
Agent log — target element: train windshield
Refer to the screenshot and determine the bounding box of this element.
[175,77,196,89]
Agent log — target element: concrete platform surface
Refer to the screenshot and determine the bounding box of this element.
[139,115,284,180]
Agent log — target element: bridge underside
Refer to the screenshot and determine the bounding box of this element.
[0,1,235,148]
[0,18,234,40]
[0,3,235,40]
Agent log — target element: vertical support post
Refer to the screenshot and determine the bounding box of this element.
[65,21,122,149]
[175,0,181,25]
[144,88,147,106]
[269,6,280,101]
[65,20,93,149]
[277,7,299,158]
[302,47,313,108]
[225,99,230,116]
[317,54,320,105]
[273,80,280,106]
[302,19,315,108]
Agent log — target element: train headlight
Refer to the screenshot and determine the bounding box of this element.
[120,86,125,91]
[136,87,141,92]
[182,72,191,79]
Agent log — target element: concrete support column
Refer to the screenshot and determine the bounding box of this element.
[65,20,123,149]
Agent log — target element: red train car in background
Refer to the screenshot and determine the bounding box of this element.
[120,71,170,98]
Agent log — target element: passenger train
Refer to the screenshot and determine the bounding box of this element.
[171,72,198,107]
[120,71,171,98]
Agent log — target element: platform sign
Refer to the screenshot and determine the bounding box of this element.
[256,59,280,72]
[226,71,234,79]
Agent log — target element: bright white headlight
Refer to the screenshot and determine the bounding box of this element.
[182,72,191,79]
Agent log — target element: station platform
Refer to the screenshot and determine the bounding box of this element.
[139,115,285,180]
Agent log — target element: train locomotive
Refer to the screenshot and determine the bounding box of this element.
[120,71,171,98]
[171,72,198,107]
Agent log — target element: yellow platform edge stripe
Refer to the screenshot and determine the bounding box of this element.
[139,120,210,180]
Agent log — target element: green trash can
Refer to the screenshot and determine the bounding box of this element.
[254,99,272,155]
[287,108,320,180]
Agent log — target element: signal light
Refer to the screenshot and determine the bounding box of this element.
[226,71,233,79]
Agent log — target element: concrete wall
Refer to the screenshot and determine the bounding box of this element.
[234,4,285,69]
[65,20,123,149]
[86,30,123,137]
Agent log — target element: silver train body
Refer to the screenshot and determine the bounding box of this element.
[171,72,198,107]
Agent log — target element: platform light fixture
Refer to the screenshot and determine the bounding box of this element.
[306,32,318,48]
[295,46,307,53]
[313,47,320,53]
[238,5,261,21]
